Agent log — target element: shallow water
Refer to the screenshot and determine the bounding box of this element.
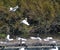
[3,47,60,50]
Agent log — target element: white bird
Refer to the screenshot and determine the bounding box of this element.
[52,41,56,43]
[44,37,53,41]
[43,39,49,41]
[17,37,27,41]
[30,37,42,41]
[0,41,7,44]
[19,47,25,50]
[22,41,26,44]
[9,5,19,12]
[21,18,30,26]
[49,46,58,50]
[6,34,13,41]
[46,37,53,40]
[30,37,38,40]
[21,38,27,41]
[36,37,42,41]
[17,37,21,40]
[50,41,56,44]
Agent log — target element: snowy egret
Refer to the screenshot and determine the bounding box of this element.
[46,37,53,40]
[9,5,19,12]
[17,37,27,41]
[21,18,30,26]
[36,37,42,41]
[43,39,49,41]
[30,37,38,39]
[50,40,56,44]
[22,41,26,44]
[0,41,7,44]
[30,37,42,41]
[6,34,13,41]
[44,37,53,41]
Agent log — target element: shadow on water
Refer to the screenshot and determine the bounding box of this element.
[27,48,49,50]
[4,48,19,50]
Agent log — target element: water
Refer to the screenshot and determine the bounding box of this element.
[27,48,49,50]
[2,47,60,50]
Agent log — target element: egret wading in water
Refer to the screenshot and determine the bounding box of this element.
[6,34,13,41]
[21,18,30,26]
[9,5,19,12]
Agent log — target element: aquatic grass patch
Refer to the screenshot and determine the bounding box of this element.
[0,33,6,38]
[58,32,60,34]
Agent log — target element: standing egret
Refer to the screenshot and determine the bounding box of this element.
[6,34,13,41]
[21,18,30,26]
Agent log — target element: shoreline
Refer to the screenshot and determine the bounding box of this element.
[0,39,60,46]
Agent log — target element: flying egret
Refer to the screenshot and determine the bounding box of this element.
[6,34,13,41]
[9,5,19,12]
[21,18,30,26]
